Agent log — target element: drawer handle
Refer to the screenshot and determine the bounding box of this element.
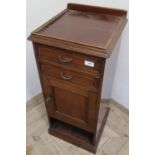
[60,72,73,80]
[58,56,73,63]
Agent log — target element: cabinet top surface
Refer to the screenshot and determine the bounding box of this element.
[29,3,127,58]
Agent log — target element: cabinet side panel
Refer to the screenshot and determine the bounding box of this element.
[93,58,108,144]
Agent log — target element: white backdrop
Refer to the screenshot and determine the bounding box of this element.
[26,0,129,108]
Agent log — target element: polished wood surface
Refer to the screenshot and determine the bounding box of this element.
[28,3,127,58]
[38,10,122,49]
[28,3,127,153]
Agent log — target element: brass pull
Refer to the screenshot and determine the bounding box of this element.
[45,96,51,103]
[58,56,73,63]
[60,72,73,80]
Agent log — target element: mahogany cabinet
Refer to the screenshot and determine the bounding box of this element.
[28,3,127,153]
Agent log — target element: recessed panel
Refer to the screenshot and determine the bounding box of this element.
[54,87,88,122]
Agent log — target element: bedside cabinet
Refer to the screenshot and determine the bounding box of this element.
[28,3,127,153]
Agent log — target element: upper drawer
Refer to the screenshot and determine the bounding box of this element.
[37,45,103,76]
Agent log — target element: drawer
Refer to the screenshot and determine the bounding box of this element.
[37,45,103,75]
[40,63,99,91]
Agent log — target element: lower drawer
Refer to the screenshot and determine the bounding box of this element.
[40,63,99,91]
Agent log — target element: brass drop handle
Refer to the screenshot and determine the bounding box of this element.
[45,96,51,103]
[58,56,73,63]
[60,72,73,80]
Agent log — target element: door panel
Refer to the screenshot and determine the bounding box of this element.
[41,74,97,132]
[54,87,88,123]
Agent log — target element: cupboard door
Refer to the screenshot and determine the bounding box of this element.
[41,74,97,132]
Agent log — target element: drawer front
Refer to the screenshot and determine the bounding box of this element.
[40,63,99,91]
[37,44,103,75]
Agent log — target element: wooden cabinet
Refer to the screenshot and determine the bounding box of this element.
[28,3,127,153]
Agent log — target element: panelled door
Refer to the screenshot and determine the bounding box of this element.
[41,74,98,132]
